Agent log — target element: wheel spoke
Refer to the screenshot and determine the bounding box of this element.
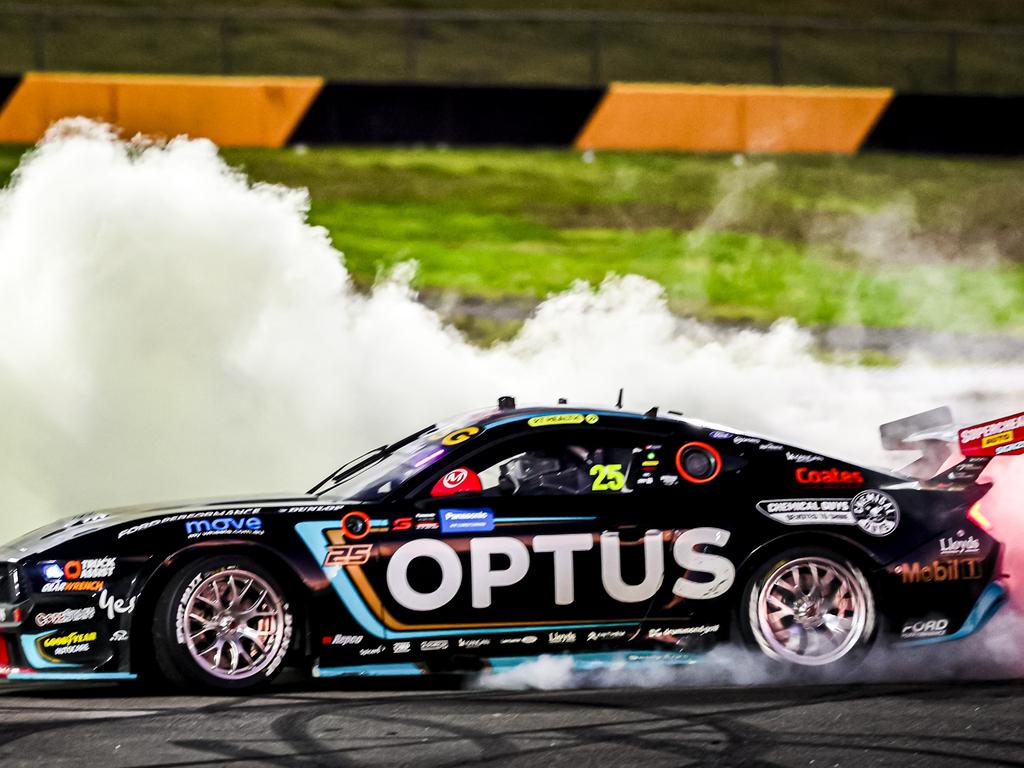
[211,638,226,668]
[240,626,269,653]
[236,578,254,606]
[766,594,793,616]
[240,589,269,616]
[226,575,240,607]
[808,562,820,597]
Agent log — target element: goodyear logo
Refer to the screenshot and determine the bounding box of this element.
[982,430,1015,448]
[43,631,97,648]
[528,413,599,427]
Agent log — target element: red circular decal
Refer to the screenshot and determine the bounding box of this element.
[431,467,482,497]
[341,511,371,540]
[63,560,82,580]
[675,442,722,484]
[443,468,468,488]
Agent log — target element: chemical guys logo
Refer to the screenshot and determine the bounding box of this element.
[757,491,899,536]
[384,528,734,612]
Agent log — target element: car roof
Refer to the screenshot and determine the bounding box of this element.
[463,404,688,432]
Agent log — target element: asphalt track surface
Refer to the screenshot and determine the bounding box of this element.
[0,675,1022,767]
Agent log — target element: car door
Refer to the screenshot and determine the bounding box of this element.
[631,436,741,649]
[369,426,677,658]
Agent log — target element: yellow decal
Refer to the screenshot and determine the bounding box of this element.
[590,464,625,491]
[442,426,481,446]
[528,413,600,428]
[982,430,1015,448]
[43,631,97,648]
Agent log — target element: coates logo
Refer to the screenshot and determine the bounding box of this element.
[795,467,864,486]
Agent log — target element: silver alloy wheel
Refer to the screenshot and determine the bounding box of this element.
[180,568,287,680]
[750,556,872,666]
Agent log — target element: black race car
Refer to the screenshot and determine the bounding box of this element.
[0,400,1018,690]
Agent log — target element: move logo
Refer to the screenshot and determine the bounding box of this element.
[185,516,262,537]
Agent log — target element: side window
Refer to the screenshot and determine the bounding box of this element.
[423,431,670,498]
[477,445,636,496]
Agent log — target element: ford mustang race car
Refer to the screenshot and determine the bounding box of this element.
[0,400,1017,690]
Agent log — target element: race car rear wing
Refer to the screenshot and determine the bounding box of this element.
[880,407,1024,484]
[880,406,956,480]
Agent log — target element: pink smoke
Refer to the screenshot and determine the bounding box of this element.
[979,458,1024,608]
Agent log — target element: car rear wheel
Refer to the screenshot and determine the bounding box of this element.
[742,549,875,667]
[152,555,294,691]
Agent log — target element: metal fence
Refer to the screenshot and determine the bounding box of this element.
[3,5,1024,93]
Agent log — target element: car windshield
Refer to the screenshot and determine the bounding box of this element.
[315,416,486,502]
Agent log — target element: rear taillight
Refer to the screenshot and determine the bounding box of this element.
[968,500,993,532]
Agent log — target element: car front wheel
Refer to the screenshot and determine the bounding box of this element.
[152,555,294,691]
[742,550,876,667]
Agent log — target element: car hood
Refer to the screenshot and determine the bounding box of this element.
[0,493,324,560]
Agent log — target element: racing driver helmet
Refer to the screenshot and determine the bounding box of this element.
[499,447,589,495]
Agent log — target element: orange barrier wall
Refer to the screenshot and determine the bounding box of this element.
[575,83,893,154]
[0,73,323,147]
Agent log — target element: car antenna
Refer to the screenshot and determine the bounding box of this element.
[616,388,624,409]
[498,395,516,410]
[644,406,658,417]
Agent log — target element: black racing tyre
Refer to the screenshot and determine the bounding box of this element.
[151,555,294,692]
[739,548,876,668]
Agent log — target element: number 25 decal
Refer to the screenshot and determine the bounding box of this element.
[590,464,625,491]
